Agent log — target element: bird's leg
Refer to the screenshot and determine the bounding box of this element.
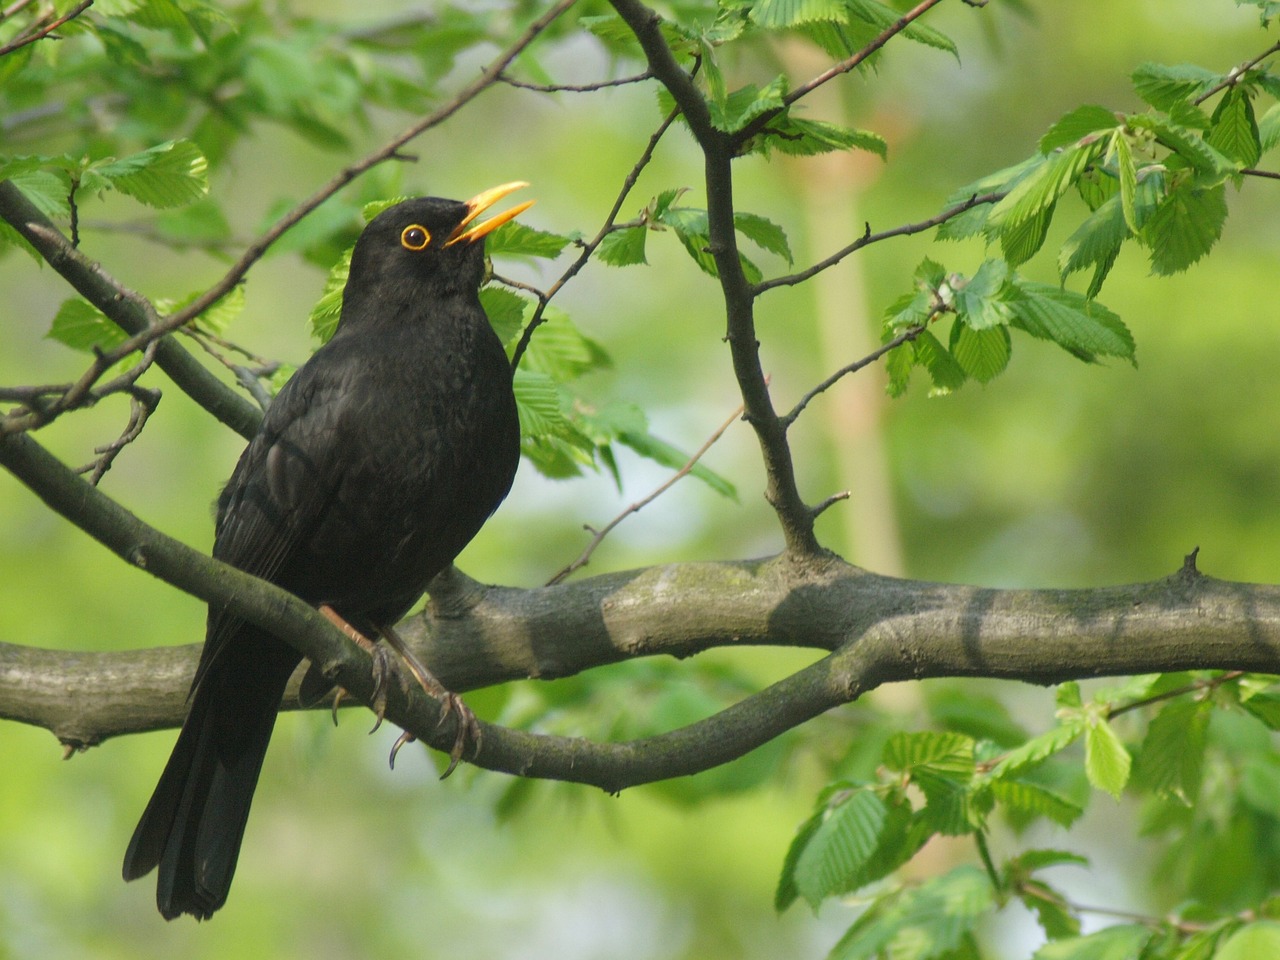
[373,619,481,779]
[319,604,394,731]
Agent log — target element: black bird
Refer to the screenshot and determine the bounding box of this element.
[122,183,530,920]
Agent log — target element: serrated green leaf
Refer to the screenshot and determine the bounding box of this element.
[1011,848,1091,873]
[733,211,792,263]
[749,0,848,28]
[1207,86,1262,167]
[708,76,787,133]
[846,0,957,57]
[1240,691,1280,729]
[1008,280,1135,364]
[749,116,888,159]
[1114,134,1139,234]
[616,430,738,499]
[1021,887,1081,941]
[950,323,1011,383]
[596,225,648,266]
[309,248,351,343]
[513,369,569,440]
[520,306,611,382]
[47,298,128,353]
[89,140,209,208]
[485,220,570,259]
[1084,718,1130,799]
[794,788,888,908]
[1059,194,1128,285]
[829,867,994,960]
[913,329,968,395]
[884,731,975,776]
[1142,182,1227,275]
[3,167,72,219]
[954,259,1012,330]
[775,809,825,912]
[1131,62,1221,111]
[1130,113,1239,181]
[479,286,527,348]
[1040,105,1121,153]
[1259,102,1280,154]
[1131,698,1209,803]
[1033,924,1152,960]
[990,779,1083,828]
[990,722,1084,779]
[175,284,245,336]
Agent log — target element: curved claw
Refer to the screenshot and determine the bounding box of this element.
[437,692,481,780]
[389,730,417,770]
[366,646,393,734]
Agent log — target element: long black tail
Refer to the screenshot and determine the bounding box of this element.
[123,629,300,920]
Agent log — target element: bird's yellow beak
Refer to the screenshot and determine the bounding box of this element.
[446,181,535,246]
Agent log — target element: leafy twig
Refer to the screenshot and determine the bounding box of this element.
[0,0,93,58]
[546,397,745,585]
[1192,38,1280,105]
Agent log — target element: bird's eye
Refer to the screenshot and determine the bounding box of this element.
[401,225,430,250]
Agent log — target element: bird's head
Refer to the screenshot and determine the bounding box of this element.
[341,182,533,321]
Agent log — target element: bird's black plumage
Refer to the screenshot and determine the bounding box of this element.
[122,187,527,920]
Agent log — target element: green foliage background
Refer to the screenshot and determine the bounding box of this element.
[2,1,1279,958]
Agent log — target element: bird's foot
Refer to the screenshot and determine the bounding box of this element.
[320,605,393,731]
[375,620,481,779]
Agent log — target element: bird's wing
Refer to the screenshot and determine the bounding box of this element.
[191,350,360,693]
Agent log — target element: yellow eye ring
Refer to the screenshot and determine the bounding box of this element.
[401,225,430,250]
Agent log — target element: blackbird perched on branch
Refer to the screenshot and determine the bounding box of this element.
[122,183,531,920]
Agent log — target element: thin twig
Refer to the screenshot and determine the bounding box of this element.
[509,103,681,369]
[1192,38,1280,105]
[1107,669,1244,720]
[755,191,1005,296]
[783,323,929,427]
[546,397,746,585]
[0,0,93,57]
[497,69,653,93]
[1243,168,1280,181]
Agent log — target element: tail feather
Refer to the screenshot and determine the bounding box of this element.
[123,629,300,920]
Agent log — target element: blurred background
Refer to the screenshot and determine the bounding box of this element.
[1,1,1277,957]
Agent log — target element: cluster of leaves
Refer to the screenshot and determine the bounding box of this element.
[887,50,1280,395]
[778,672,1280,960]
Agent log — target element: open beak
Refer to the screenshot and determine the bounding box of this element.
[446,181,535,246]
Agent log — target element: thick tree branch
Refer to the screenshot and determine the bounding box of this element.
[5,429,1280,794]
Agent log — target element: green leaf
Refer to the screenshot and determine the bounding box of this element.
[2,166,71,219]
[616,430,738,500]
[733,212,792,263]
[484,221,570,260]
[989,779,1083,828]
[479,286,528,348]
[749,0,848,28]
[883,731,975,777]
[987,143,1098,236]
[1032,925,1152,960]
[1142,183,1227,275]
[1215,921,1280,960]
[1259,102,1280,154]
[88,140,209,208]
[1113,133,1140,234]
[953,259,1013,330]
[912,329,968,395]
[1008,280,1135,364]
[1207,86,1262,167]
[925,687,1028,748]
[749,116,888,159]
[309,248,351,343]
[1059,194,1128,287]
[1130,114,1239,181]
[1131,698,1209,803]
[794,788,888,908]
[1040,105,1121,153]
[829,867,994,960]
[990,722,1084,779]
[846,0,958,57]
[708,76,787,133]
[950,323,1011,383]
[520,306,611,382]
[1084,718,1131,799]
[1130,62,1221,111]
[513,369,569,440]
[775,809,825,912]
[47,299,128,353]
[596,225,648,266]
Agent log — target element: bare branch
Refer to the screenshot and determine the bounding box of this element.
[755,191,1005,295]
[783,323,928,427]
[497,70,653,93]
[1192,38,1280,105]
